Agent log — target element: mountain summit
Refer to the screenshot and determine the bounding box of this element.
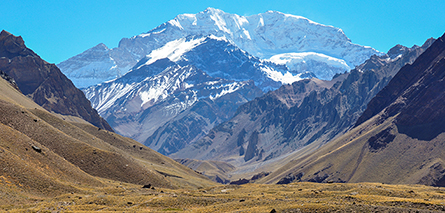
[157,8,378,65]
[57,8,383,158]
[58,8,381,88]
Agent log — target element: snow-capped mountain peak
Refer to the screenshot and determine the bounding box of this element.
[59,8,381,88]
[139,8,382,77]
[58,8,386,158]
[163,7,357,58]
[132,35,290,91]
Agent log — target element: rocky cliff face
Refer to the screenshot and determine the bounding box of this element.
[172,39,433,167]
[144,80,262,155]
[0,30,113,131]
[357,34,445,140]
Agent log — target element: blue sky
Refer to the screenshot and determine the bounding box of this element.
[2,0,444,64]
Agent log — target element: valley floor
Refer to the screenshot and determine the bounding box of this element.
[2,181,445,212]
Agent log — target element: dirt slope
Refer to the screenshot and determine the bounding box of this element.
[0,75,216,204]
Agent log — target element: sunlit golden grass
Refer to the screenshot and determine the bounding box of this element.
[2,181,445,212]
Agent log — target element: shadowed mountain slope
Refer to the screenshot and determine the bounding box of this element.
[0,30,112,132]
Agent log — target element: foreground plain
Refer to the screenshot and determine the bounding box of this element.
[2,181,445,212]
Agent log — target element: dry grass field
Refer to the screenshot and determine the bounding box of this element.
[2,181,445,212]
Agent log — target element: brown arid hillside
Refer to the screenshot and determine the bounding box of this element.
[260,32,445,187]
[0,121,103,205]
[0,30,113,131]
[0,74,217,205]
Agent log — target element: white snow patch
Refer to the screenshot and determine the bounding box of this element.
[257,17,264,27]
[209,34,229,42]
[210,12,231,34]
[205,80,222,86]
[140,37,206,68]
[183,82,194,89]
[209,83,242,100]
[268,52,351,70]
[242,29,251,40]
[87,82,137,114]
[139,28,166,37]
[260,67,302,85]
[235,15,249,27]
[152,28,166,35]
[168,19,184,30]
[391,54,403,61]
[139,86,168,107]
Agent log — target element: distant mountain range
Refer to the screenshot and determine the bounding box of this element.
[53,8,445,187]
[58,8,381,157]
